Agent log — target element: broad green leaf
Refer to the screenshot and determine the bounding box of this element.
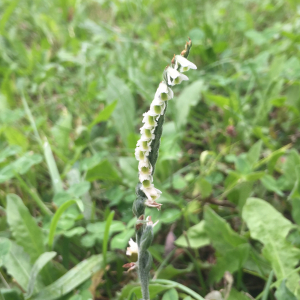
[119,157,138,188]
[2,239,43,291]
[88,100,117,130]
[125,284,171,300]
[275,280,297,300]
[85,159,120,182]
[4,127,28,152]
[51,109,72,156]
[160,209,182,224]
[209,244,250,283]
[67,181,91,198]
[0,145,21,163]
[111,229,135,250]
[261,174,284,196]
[6,194,45,262]
[197,177,212,199]
[0,289,23,300]
[162,288,178,300]
[106,75,135,146]
[157,263,194,280]
[228,288,252,300]
[282,150,300,189]
[247,140,263,167]
[0,238,11,267]
[102,211,114,268]
[242,198,300,295]
[175,221,210,249]
[175,80,204,128]
[30,254,115,300]
[204,93,230,109]
[204,206,247,251]
[26,252,57,298]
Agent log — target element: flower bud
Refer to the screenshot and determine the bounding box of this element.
[132,195,146,217]
[139,225,154,253]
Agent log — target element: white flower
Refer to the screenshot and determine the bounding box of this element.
[149,98,166,117]
[126,238,138,256]
[175,55,197,72]
[141,182,162,201]
[137,138,151,152]
[142,111,157,127]
[155,81,174,101]
[140,125,155,141]
[138,160,153,182]
[166,67,189,86]
[135,146,149,161]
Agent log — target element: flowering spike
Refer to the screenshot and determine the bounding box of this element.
[128,38,196,300]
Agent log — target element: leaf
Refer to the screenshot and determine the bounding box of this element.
[119,283,171,300]
[6,194,45,262]
[0,145,21,163]
[106,74,135,146]
[162,288,179,300]
[261,174,284,196]
[0,238,11,267]
[2,239,43,291]
[204,207,249,283]
[88,100,117,130]
[111,229,135,250]
[197,177,212,198]
[157,263,194,280]
[85,159,120,182]
[26,252,57,298]
[51,109,72,156]
[48,200,78,248]
[43,139,63,193]
[203,93,230,109]
[204,206,247,251]
[0,289,24,300]
[67,181,91,198]
[242,198,300,295]
[160,209,182,224]
[275,280,298,300]
[209,244,250,283]
[119,157,138,188]
[175,80,205,128]
[30,254,115,300]
[228,288,253,300]
[102,211,114,268]
[175,221,210,249]
[4,127,28,152]
[247,140,263,167]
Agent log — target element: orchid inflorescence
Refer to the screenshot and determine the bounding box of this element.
[123,38,197,300]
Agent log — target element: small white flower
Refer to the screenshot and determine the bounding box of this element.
[155,81,174,101]
[140,125,155,141]
[166,67,189,86]
[137,138,151,152]
[175,55,197,72]
[141,183,162,201]
[135,146,149,161]
[149,98,166,117]
[142,111,157,127]
[139,160,152,182]
[126,238,138,256]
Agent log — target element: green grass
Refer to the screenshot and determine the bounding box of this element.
[1,0,300,299]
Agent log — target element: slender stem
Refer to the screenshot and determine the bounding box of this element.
[151,279,206,300]
[262,270,274,300]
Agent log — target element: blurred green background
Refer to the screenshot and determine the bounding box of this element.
[1,0,300,299]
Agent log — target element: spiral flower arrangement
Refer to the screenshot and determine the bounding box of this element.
[123,39,197,300]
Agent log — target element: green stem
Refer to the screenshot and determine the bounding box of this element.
[262,270,274,300]
[151,279,205,300]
